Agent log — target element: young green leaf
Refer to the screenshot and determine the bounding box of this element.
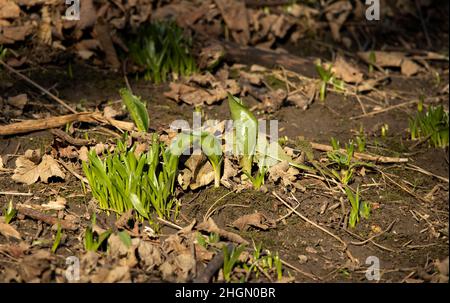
[119,88,149,132]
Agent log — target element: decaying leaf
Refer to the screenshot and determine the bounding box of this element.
[138,241,162,269]
[332,55,363,83]
[12,154,65,185]
[0,222,21,240]
[40,196,66,211]
[358,51,421,76]
[268,160,299,187]
[232,212,276,231]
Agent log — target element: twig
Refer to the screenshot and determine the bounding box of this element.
[310,142,408,163]
[279,258,320,281]
[50,128,95,146]
[203,190,235,222]
[156,217,183,230]
[16,204,78,230]
[350,99,419,120]
[273,192,347,247]
[350,219,397,246]
[0,191,33,196]
[0,59,77,114]
[405,164,449,183]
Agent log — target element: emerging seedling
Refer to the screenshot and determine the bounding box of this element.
[51,224,62,253]
[345,185,370,228]
[200,133,223,188]
[315,61,344,102]
[222,244,246,282]
[409,103,449,148]
[227,93,258,176]
[119,88,149,133]
[84,214,112,252]
[3,200,17,224]
[129,21,196,83]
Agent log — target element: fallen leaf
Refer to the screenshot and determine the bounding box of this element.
[138,241,162,269]
[214,0,250,45]
[401,59,421,77]
[332,55,363,83]
[59,146,78,159]
[7,93,27,109]
[232,212,276,231]
[40,196,66,211]
[12,154,65,185]
[0,0,20,19]
[268,160,299,187]
[0,222,21,239]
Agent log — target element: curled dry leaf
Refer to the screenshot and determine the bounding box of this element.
[12,154,65,185]
[0,0,21,19]
[358,51,421,76]
[0,222,21,240]
[138,241,162,269]
[7,93,28,110]
[268,160,299,187]
[58,145,78,159]
[232,212,276,231]
[332,55,363,83]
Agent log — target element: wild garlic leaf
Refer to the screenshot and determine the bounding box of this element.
[119,88,149,132]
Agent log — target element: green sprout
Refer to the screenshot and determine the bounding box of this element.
[119,88,149,133]
[368,51,376,74]
[0,46,7,62]
[222,244,246,282]
[315,61,344,102]
[51,224,62,253]
[409,104,449,148]
[128,21,196,84]
[355,126,366,152]
[345,185,370,228]
[244,165,267,190]
[381,123,389,137]
[3,200,17,224]
[227,94,258,176]
[84,214,112,252]
[200,133,223,188]
[82,133,180,221]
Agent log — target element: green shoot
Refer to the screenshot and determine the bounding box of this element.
[227,93,258,176]
[83,133,180,221]
[368,51,376,74]
[84,214,112,252]
[244,165,267,190]
[222,244,246,282]
[315,61,344,102]
[119,88,149,132]
[355,126,366,152]
[381,123,389,137]
[128,21,196,84]
[409,104,449,148]
[345,186,370,228]
[51,224,62,253]
[200,133,223,188]
[0,46,7,63]
[3,200,17,224]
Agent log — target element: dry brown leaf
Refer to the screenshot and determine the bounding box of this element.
[59,145,78,159]
[0,0,20,19]
[190,161,215,190]
[263,88,287,112]
[268,160,299,187]
[40,196,66,211]
[19,249,52,282]
[197,218,249,245]
[400,59,421,77]
[0,222,21,240]
[232,212,276,231]
[333,55,363,83]
[215,0,250,45]
[325,0,352,42]
[138,241,162,269]
[78,146,89,162]
[105,266,131,283]
[7,93,27,109]
[12,154,65,185]
[0,24,33,44]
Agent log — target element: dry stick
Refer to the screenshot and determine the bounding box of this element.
[193,243,234,283]
[350,219,397,246]
[0,191,33,196]
[406,164,449,183]
[50,128,94,146]
[279,259,320,281]
[272,192,347,247]
[0,59,77,114]
[16,204,78,230]
[0,112,135,136]
[309,142,408,163]
[350,99,419,120]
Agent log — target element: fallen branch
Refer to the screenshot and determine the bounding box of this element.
[50,128,95,146]
[16,204,78,230]
[310,142,409,163]
[0,112,134,136]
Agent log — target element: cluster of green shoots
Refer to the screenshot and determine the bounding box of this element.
[325,138,370,185]
[129,21,196,84]
[315,61,344,102]
[83,89,180,223]
[222,242,283,282]
[409,101,449,148]
[345,186,370,228]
